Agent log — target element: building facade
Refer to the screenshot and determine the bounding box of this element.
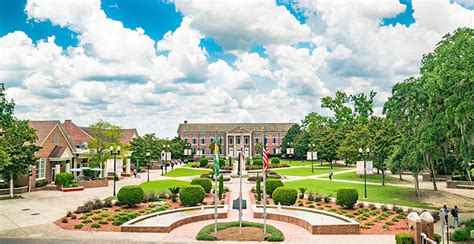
[177,121,296,158]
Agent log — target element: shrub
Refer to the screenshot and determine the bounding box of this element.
[271,158,280,165]
[196,221,284,242]
[395,233,412,244]
[91,223,101,228]
[180,185,205,206]
[143,192,159,202]
[323,194,332,203]
[255,173,262,201]
[55,172,74,187]
[169,186,180,202]
[357,202,365,208]
[336,188,358,209]
[117,185,145,207]
[272,187,298,206]
[266,179,284,197]
[385,221,394,226]
[98,220,108,225]
[368,203,376,210]
[61,218,68,223]
[298,188,307,199]
[199,157,209,167]
[434,233,441,243]
[71,214,77,219]
[219,158,225,167]
[191,178,212,193]
[451,229,472,242]
[81,219,92,223]
[218,175,224,200]
[35,179,48,187]
[253,159,263,165]
[381,205,389,212]
[103,197,113,207]
[308,192,322,202]
[74,224,83,229]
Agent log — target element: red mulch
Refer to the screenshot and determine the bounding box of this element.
[248,190,413,235]
[55,191,231,232]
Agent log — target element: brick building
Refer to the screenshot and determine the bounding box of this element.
[177,121,296,159]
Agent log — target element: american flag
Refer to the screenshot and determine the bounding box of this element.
[263,138,269,173]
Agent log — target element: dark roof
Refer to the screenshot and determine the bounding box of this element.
[80,127,138,145]
[62,120,93,146]
[49,146,66,158]
[177,122,296,134]
[28,120,60,146]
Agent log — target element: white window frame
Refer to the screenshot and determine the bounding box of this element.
[36,158,46,180]
[272,137,277,144]
[201,137,206,145]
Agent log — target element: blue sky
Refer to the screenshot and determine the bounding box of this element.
[0,0,472,137]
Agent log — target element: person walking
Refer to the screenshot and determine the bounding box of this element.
[440,205,449,226]
[329,170,333,181]
[451,206,459,228]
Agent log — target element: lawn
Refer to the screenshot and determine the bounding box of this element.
[164,167,211,177]
[140,180,190,194]
[271,166,348,176]
[284,179,431,209]
[332,171,407,184]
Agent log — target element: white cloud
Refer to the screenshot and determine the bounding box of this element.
[174,0,311,50]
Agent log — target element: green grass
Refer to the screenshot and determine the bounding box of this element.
[183,162,199,167]
[284,179,431,209]
[0,195,24,200]
[271,167,347,176]
[278,159,325,167]
[164,167,211,177]
[332,171,407,184]
[139,180,190,194]
[196,221,284,242]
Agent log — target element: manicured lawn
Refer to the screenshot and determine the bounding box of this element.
[183,162,199,167]
[271,167,348,176]
[332,171,407,184]
[140,180,190,194]
[284,179,431,209]
[164,167,211,177]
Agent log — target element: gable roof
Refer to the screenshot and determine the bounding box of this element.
[62,120,93,146]
[80,127,139,145]
[28,120,75,150]
[177,122,296,134]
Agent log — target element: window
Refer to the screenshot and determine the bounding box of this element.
[36,158,46,179]
[218,137,223,143]
[236,136,241,145]
[255,137,259,144]
[244,137,249,145]
[229,137,234,145]
[201,137,206,145]
[210,137,214,143]
[192,136,197,145]
[53,135,60,145]
[272,137,277,144]
[272,148,277,154]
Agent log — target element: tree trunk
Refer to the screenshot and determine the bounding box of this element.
[414,172,421,198]
[381,169,385,186]
[330,160,333,169]
[9,171,13,198]
[398,166,403,180]
[428,154,438,191]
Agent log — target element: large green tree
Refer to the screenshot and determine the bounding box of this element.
[0,87,37,197]
[87,120,123,173]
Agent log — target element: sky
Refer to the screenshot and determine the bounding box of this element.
[0,0,473,138]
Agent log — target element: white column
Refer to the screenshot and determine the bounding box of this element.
[126,157,131,174]
[249,133,252,159]
[103,160,109,178]
[65,162,71,172]
[234,135,237,158]
[55,163,61,175]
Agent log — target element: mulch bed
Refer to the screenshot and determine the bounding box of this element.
[249,190,412,235]
[55,191,231,232]
[212,227,264,241]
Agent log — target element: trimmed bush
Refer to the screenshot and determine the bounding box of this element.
[191,178,212,193]
[434,233,441,243]
[266,179,284,197]
[451,228,471,242]
[218,175,224,200]
[219,158,225,167]
[395,233,412,244]
[271,157,280,165]
[253,158,263,165]
[336,188,358,209]
[196,221,284,242]
[272,187,298,206]
[199,157,209,167]
[180,185,205,206]
[35,179,48,187]
[55,172,74,187]
[117,185,145,207]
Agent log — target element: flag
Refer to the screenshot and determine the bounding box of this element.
[263,137,269,173]
[213,143,220,176]
[240,141,244,171]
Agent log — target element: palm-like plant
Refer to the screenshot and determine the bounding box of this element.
[298,187,307,199]
[169,186,181,202]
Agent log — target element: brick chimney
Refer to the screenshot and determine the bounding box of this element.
[184,120,188,124]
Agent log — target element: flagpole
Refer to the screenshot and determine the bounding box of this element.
[214,128,218,235]
[262,127,267,237]
[239,128,243,234]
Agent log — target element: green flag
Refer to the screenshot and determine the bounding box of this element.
[213,143,220,176]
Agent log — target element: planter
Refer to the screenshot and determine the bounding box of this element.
[0,186,28,195]
[78,179,108,188]
[446,180,474,190]
[61,186,84,192]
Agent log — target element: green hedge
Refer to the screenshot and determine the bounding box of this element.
[266,179,284,197]
[200,157,209,167]
[451,229,472,242]
[395,233,412,244]
[35,179,48,187]
[219,158,225,167]
[196,221,284,242]
[336,188,358,209]
[271,158,280,165]
[117,185,144,207]
[253,159,263,165]
[180,185,205,206]
[191,178,212,193]
[55,172,73,187]
[272,187,297,206]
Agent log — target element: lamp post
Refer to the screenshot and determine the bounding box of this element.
[308,143,316,174]
[359,147,370,199]
[146,152,151,182]
[287,142,294,165]
[109,145,121,196]
[163,144,170,174]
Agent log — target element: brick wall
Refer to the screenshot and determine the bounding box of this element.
[78,179,109,188]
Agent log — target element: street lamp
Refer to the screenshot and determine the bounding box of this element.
[162,144,170,175]
[359,147,370,199]
[109,145,121,196]
[146,152,151,182]
[308,143,316,173]
[286,142,294,165]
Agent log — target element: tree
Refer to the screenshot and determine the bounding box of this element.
[281,124,301,155]
[130,133,161,166]
[254,142,263,156]
[337,123,373,165]
[370,117,397,186]
[0,87,37,197]
[87,120,123,175]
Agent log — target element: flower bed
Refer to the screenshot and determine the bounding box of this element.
[249,190,411,235]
